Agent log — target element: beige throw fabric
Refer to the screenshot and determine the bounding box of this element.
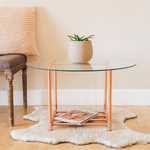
[10,106,150,148]
[0,7,39,56]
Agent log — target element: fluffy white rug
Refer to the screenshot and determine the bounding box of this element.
[10,106,150,148]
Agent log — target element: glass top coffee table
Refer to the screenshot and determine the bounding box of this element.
[27,57,136,131]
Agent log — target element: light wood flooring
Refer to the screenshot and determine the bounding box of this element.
[1,106,150,150]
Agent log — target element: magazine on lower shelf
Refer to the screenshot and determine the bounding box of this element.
[55,109,98,125]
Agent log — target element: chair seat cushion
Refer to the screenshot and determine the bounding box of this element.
[0,54,27,70]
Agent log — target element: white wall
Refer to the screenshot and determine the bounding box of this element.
[0,0,150,105]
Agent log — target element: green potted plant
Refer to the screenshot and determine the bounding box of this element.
[67,34,94,63]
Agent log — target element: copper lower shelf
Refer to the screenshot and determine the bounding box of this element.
[52,109,108,127]
[53,122,108,126]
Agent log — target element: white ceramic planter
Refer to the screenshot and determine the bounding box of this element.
[68,40,93,63]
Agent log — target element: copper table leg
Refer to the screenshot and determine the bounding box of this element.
[54,71,57,110]
[108,70,112,131]
[104,70,107,112]
[48,70,112,131]
[48,71,53,131]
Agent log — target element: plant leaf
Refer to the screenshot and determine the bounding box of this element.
[74,34,78,41]
[80,36,85,40]
[67,35,75,41]
[82,35,94,41]
[76,35,80,41]
[68,34,94,41]
[86,35,95,39]
[84,38,88,41]
[74,34,76,40]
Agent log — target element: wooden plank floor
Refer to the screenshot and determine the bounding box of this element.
[0,106,150,150]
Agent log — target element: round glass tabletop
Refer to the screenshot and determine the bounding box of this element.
[26,57,136,72]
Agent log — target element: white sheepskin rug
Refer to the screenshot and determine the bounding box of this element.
[10,106,150,148]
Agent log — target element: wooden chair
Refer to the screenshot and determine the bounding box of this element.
[0,54,27,126]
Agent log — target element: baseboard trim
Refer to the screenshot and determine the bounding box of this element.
[0,89,150,105]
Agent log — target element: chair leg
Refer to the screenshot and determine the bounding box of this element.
[22,66,27,109]
[6,70,14,127]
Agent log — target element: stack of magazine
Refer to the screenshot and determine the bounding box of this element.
[55,109,98,125]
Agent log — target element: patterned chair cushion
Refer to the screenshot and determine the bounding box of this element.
[0,7,39,56]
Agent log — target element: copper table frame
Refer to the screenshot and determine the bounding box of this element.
[48,66,112,132]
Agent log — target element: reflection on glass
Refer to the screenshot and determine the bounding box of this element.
[69,63,93,70]
[27,59,39,67]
